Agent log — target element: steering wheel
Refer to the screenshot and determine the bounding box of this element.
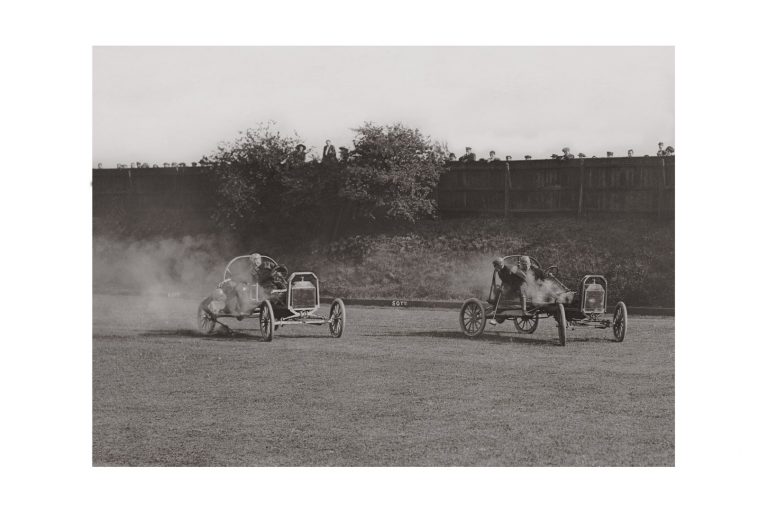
[544,265,559,277]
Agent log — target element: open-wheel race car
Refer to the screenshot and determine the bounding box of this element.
[197,253,346,341]
[459,255,627,345]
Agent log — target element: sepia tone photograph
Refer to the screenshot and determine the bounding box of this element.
[92,46,674,466]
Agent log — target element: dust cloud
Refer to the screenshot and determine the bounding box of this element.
[93,235,237,297]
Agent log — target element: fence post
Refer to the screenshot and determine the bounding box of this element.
[658,157,666,219]
[577,158,584,217]
[504,162,510,219]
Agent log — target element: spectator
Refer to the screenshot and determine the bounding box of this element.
[191,162,198,167]
[657,142,665,157]
[447,153,457,161]
[627,149,634,157]
[294,144,307,163]
[322,139,337,163]
[550,153,561,160]
[488,150,499,162]
[562,147,575,160]
[665,145,675,156]
[505,155,513,161]
[524,155,532,160]
[97,163,103,169]
[577,153,586,158]
[607,151,614,158]
[152,164,159,168]
[459,146,476,162]
[338,146,349,163]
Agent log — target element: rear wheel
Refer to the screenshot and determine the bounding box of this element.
[555,303,567,346]
[613,301,628,342]
[460,298,487,337]
[329,298,346,338]
[197,300,216,335]
[259,301,275,342]
[513,314,539,334]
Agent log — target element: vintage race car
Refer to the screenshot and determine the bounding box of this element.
[459,255,627,345]
[197,253,346,341]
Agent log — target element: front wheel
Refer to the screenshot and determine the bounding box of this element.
[513,314,539,334]
[197,299,216,335]
[329,298,346,338]
[460,298,487,337]
[613,301,628,342]
[259,301,275,342]
[555,303,567,346]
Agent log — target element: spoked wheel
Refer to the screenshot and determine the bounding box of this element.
[329,298,346,338]
[555,303,567,346]
[612,301,628,342]
[259,300,275,342]
[513,314,539,334]
[460,298,487,337]
[197,300,216,335]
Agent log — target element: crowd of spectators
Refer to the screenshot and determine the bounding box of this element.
[100,140,674,169]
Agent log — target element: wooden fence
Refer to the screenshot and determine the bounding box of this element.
[92,166,215,217]
[438,156,674,217]
[92,155,674,220]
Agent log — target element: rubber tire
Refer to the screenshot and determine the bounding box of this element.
[513,314,539,334]
[555,303,567,346]
[329,298,346,338]
[197,299,216,335]
[259,300,275,342]
[613,301,628,342]
[460,298,487,337]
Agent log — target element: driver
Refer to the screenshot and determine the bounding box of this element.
[491,256,546,302]
[518,255,546,283]
[250,253,288,293]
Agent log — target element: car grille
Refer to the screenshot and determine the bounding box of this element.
[583,289,605,313]
[291,287,316,309]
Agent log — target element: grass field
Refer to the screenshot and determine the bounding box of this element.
[93,293,674,466]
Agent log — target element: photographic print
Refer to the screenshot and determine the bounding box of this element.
[92,46,674,466]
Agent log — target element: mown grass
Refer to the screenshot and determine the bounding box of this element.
[93,294,674,466]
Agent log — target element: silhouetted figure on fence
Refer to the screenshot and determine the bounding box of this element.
[322,139,337,164]
[459,147,476,162]
[338,146,350,163]
[524,155,532,160]
[448,153,457,162]
[562,147,575,160]
[505,155,513,161]
[607,151,614,158]
[578,153,586,158]
[488,150,499,162]
[627,149,634,157]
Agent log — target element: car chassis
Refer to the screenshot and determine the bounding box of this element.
[459,255,627,345]
[197,253,346,341]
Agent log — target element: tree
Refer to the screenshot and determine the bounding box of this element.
[202,122,307,232]
[340,122,447,222]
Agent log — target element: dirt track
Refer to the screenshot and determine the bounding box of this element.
[93,293,674,466]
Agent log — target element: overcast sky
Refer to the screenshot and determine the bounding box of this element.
[93,46,674,166]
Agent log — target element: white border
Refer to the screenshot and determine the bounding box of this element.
[6,0,768,510]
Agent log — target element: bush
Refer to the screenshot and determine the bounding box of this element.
[339,122,447,222]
